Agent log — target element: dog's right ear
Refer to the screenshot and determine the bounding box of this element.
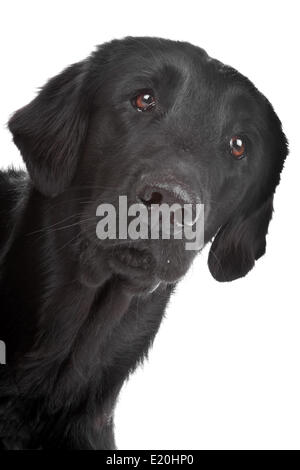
[8,61,89,197]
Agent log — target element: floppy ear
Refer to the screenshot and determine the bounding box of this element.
[208,96,288,282]
[8,61,89,196]
[208,196,274,282]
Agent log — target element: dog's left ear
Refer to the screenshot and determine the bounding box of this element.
[208,104,288,282]
[8,61,89,197]
[208,196,274,282]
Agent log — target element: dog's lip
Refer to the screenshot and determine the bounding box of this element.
[109,246,156,270]
[107,245,186,284]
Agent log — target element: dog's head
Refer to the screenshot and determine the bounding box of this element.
[8,37,288,292]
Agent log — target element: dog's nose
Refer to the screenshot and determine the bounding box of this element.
[136,175,201,228]
[137,178,194,207]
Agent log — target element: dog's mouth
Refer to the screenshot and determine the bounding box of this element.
[104,245,161,294]
[107,241,193,286]
[77,234,196,292]
[110,246,155,270]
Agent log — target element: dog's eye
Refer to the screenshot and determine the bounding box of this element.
[132,91,156,112]
[230,136,246,159]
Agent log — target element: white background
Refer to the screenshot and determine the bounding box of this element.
[1,0,299,450]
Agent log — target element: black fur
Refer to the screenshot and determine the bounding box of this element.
[0,37,287,449]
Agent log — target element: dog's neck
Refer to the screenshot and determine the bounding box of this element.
[2,186,133,366]
[0,181,171,430]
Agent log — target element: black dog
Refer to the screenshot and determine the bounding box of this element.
[0,37,287,449]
